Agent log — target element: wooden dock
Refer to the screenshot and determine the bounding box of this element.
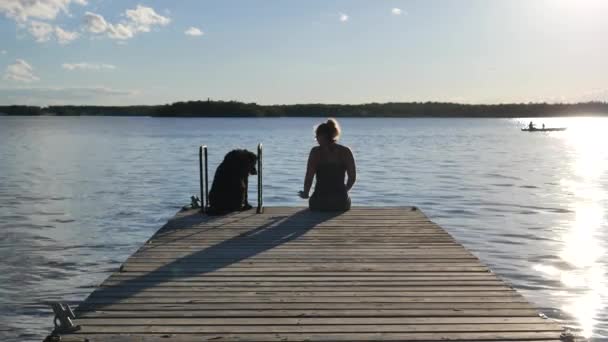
[48,207,570,341]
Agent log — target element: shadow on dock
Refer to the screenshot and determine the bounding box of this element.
[77,208,341,313]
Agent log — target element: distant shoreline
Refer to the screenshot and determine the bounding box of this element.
[1,100,607,118]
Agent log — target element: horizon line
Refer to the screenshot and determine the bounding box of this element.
[2,100,608,108]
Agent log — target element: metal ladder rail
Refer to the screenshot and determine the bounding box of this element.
[199,145,209,213]
[257,143,263,214]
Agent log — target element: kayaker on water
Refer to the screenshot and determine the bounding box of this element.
[528,121,535,130]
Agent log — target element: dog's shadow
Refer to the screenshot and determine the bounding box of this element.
[77,208,342,314]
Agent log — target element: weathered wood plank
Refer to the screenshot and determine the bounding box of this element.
[104,279,500,285]
[99,281,509,287]
[75,302,538,311]
[59,332,565,342]
[78,308,543,318]
[106,272,499,278]
[74,317,551,325]
[61,323,564,334]
[81,297,531,304]
[126,256,480,261]
[87,291,521,298]
[104,274,502,281]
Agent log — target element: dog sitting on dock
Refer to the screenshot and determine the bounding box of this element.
[208,149,257,215]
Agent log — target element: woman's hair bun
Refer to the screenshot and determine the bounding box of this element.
[315,118,341,142]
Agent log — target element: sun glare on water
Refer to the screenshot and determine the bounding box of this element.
[534,118,608,338]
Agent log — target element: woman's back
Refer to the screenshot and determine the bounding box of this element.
[301,118,356,212]
[314,145,347,194]
[309,144,351,211]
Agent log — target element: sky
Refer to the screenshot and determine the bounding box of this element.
[0,0,607,106]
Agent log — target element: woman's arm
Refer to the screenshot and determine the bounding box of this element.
[302,148,319,197]
[344,147,356,192]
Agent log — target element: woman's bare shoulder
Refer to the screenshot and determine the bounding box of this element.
[336,144,353,155]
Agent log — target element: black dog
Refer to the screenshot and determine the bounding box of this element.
[208,149,257,215]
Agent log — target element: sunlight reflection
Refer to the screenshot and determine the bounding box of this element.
[560,203,604,269]
[529,117,608,338]
[559,118,607,338]
[565,123,608,180]
[562,291,602,339]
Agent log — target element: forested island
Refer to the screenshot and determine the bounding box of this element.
[1,100,607,117]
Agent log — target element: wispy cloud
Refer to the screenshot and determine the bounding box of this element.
[27,21,78,44]
[62,63,116,71]
[391,8,404,15]
[83,11,107,34]
[28,21,54,42]
[184,27,204,36]
[125,5,170,32]
[0,0,87,23]
[55,26,79,44]
[4,59,40,82]
[0,86,137,105]
[339,13,349,22]
[106,23,135,40]
[1,50,7,55]
[84,5,170,40]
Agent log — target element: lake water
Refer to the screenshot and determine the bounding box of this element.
[1,116,607,341]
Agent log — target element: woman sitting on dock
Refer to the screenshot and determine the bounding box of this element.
[299,118,356,211]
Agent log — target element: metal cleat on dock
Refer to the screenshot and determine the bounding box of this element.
[560,330,576,342]
[181,195,201,211]
[49,302,81,334]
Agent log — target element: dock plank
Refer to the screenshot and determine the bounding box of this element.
[47,207,570,341]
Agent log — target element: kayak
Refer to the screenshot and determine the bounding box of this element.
[521,128,567,132]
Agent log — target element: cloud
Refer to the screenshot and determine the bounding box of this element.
[4,59,39,82]
[83,11,107,33]
[84,6,169,40]
[106,23,135,40]
[55,26,79,44]
[1,50,7,55]
[1,0,85,44]
[83,11,133,40]
[391,8,403,15]
[184,27,204,36]
[0,86,136,105]
[339,13,349,22]
[26,20,78,44]
[0,0,87,23]
[125,5,170,32]
[28,21,54,42]
[62,62,116,71]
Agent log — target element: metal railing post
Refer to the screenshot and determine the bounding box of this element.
[256,143,263,214]
[199,145,208,213]
[204,146,209,210]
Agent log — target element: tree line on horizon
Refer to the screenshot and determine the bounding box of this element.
[1,100,607,117]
